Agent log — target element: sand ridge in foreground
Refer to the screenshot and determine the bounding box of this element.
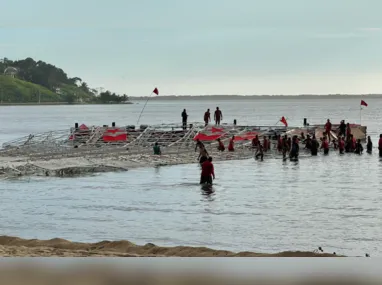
[0,236,340,257]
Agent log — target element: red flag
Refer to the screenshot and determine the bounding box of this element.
[280,116,288,127]
[361,100,368,107]
[153,88,159,95]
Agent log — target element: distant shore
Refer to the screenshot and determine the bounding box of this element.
[132,94,382,100]
[0,235,340,257]
[0,102,133,106]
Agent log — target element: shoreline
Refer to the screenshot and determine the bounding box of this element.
[0,235,340,257]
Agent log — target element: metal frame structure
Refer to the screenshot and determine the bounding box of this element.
[0,122,367,159]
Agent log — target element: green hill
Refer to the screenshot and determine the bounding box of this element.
[0,57,129,104]
[0,75,62,103]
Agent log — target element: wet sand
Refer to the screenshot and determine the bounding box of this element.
[0,236,339,257]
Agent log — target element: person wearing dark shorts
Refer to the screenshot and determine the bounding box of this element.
[181,109,188,130]
[214,107,222,125]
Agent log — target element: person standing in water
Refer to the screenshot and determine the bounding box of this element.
[255,141,264,161]
[311,135,319,156]
[204,109,210,126]
[290,135,299,160]
[200,157,215,185]
[378,134,382,157]
[214,107,223,125]
[305,134,312,150]
[325,119,332,142]
[277,135,282,152]
[263,136,269,152]
[346,123,352,141]
[367,136,372,154]
[338,137,345,154]
[354,139,364,155]
[252,135,259,150]
[339,120,346,137]
[282,135,289,159]
[228,136,235,151]
[153,142,161,155]
[181,109,188,130]
[217,138,225,151]
[321,136,329,155]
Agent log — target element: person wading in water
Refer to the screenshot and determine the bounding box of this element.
[339,120,346,137]
[200,157,215,185]
[354,139,364,155]
[228,136,235,151]
[181,109,188,131]
[217,138,225,151]
[321,136,329,155]
[367,136,372,154]
[338,137,345,154]
[255,141,264,161]
[379,134,382,157]
[311,135,319,156]
[204,109,210,126]
[214,107,223,125]
[290,135,299,161]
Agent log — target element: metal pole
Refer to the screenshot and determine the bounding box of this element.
[136,92,154,126]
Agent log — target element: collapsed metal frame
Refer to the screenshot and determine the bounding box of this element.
[0,122,367,159]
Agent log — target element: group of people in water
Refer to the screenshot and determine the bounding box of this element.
[194,118,382,185]
[152,117,382,186]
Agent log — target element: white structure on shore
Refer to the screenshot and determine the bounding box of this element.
[3,67,18,78]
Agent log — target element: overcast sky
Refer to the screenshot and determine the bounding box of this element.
[2,0,382,96]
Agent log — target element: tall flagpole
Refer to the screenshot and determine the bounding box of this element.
[360,105,362,125]
[136,89,157,126]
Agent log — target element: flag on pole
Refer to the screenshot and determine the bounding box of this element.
[280,116,288,127]
[153,88,159,95]
[361,100,368,107]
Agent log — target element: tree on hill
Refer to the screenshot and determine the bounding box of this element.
[1,57,129,104]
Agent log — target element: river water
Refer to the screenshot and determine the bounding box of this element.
[0,96,382,256]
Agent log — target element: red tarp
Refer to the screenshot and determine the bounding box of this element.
[193,133,224,141]
[103,128,128,142]
[79,124,89,130]
[211,127,224,133]
[233,132,258,141]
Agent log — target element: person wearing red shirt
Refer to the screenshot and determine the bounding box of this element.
[378,134,382,157]
[252,135,259,149]
[325,119,332,142]
[263,136,269,152]
[321,136,329,155]
[204,109,210,126]
[200,157,215,185]
[228,136,235,151]
[277,135,282,152]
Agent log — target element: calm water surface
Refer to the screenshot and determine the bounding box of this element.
[0,97,382,256]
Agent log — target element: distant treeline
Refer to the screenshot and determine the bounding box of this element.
[0,57,129,104]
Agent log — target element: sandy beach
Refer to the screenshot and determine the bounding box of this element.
[0,235,339,257]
